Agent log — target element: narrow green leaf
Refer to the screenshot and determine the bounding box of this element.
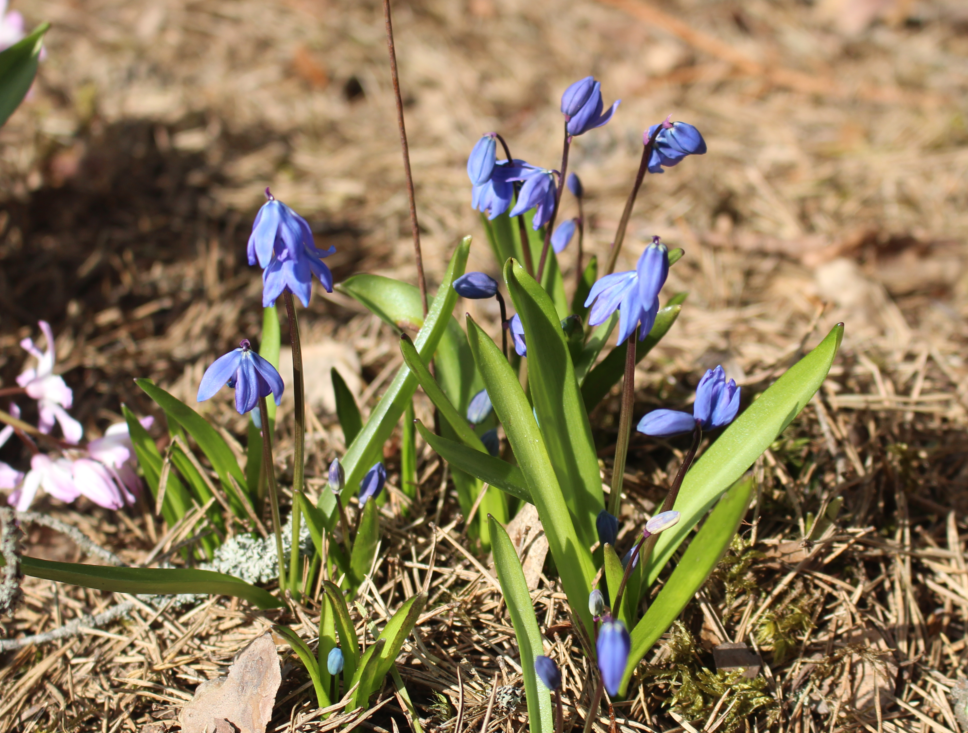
[646,324,843,584]
[371,594,427,683]
[0,23,48,127]
[296,493,325,561]
[521,210,568,319]
[481,212,516,267]
[602,544,631,627]
[349,500,380,591]
[489,517,554,733]
[323,581,360,680]
[332,368,364,447]
[401,401,417,512]
[574,312,617,385]
[350,639,386,711]
[580,303,683,411]
[20,556,282,609]
[572,255,597,320]
[466,315,595,636]
[317,595,337,695]
[621,476,754,695]
[504,259,604,548]
[274,624,329,709]
[414,421,530,504]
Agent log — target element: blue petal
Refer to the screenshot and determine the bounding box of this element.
[636,241,669,307]
[596,619,631,697]
[567,172,583,198]
[637,298,659,339]
[234,354,259,414]
[197,349,243,402]
[589,99,620,131]
[566,81,603,135]
[560,76,596,117]
[248,201,281,268]
[454,272,498,299]
[467,135,497,185]
[693,366,724,425]
[250,351,285,405]
[636,409,696,438]
[276,204,309,260]
[262,259,288,307]
[359,461,387,506]
[586,272,636,327]
[508,172,545,219]
[596,510,619,548]
[308,247,336,293]
[614,278,642,345]
[466,389,493,424]
[710,380,740,428]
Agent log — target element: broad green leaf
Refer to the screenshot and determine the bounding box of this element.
[646,324,843,584]
[621,476,754,695]
[350,639,386,711]
[325,237,471,529]
[349,500,380,591]
[370,594,427,684]
[414,421,530,504]
[323,581,360,680]
[522,210,568,319]
[332,367,364,447]
[0,23,47,127]
[489,517,554,733]
[603,544,631,628]
[572,255,597,320]
[580,302,683,411]
[274,624,329,709]
[317,595,337,696]
[16,555,282,609]
[505,259,603,548]
[465,315,595,636]
[136,379,249,519]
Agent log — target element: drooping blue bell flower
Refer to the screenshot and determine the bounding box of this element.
[585,237,670,344]
[567,172,583,199]
[560,77,620,137]
[327,648,344,675]
[597,617,631,697]
[359,462,386,507]
[481,428,500,457]
[507,314,527,357]
[552,218,577,254]
[197,339,284,415]
[467,389,493,425]
[645,121,707,173]
[508,167,557,231]
[467,134,498,185]
[472,159,526,220]
[534,656,562,692]
[637,366,740,438]
[454,272,499,299]
[596,510,619,548]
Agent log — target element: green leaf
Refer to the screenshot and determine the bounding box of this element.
[332,367,364,447]
[0,23,48,128]
[574,312,617,385]
[370,593,427,684]
[401,401,417,509]
[295,493,325,561]
[414,421,530,504]
[602,544,631,628]
[522,210,568,319]
[349,500,380,591]
[328,237,471,529]
[274,624,329,709]
[504,259,603,548]
[572,255,597,320]
[621,476,754,695]
[646,324,843,584]
[246,306,281,506]
[489,517,554,733]
[481,212,516,267]
[136,379,249,519]
[18,556,282,609]
[350,639,386,711]
[580,303,683,411]
[323,581,360,680]
[317,595,337,695]
[465,314,595,637]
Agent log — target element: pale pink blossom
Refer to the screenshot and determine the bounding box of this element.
[86,417,151,497]
[9,453,80,511]
[71,458,128,509]
[17,320,82,444]
[0,404,23,490]
[0,1,25,50]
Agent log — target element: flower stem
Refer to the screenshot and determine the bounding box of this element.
[335,493,353,559]
[517,209,535,277]
[582,679,604,733]
[284,293,306,598]
[383,0,428,316]
[536,124,572,282]
[495,291,509,360]
[607,325,638,517]
[602,127,662,277]
[574,197,585,292]
[258,394,287,593]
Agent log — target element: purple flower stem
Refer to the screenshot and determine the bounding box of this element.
[495,292,509,360]
[582,678,605,733]
[258,394,288,594]
[536,123,572,282]
[493,134,536,277]
[495,133,514,163]
[383,0,428,316]
[574,198,585,292]
[602,125,664,277]
[284,293,306,598]
[607,324,639,517]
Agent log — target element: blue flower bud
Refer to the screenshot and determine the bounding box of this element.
[551,219,577,254]
[561,77,620,137]
[329,457,345,495]
[645,510,680,536]
[561,77,597,117]
[534,656,561,691]
[359,462,386,507]
[636,409,696,438]
[693,366,740,430]
[467,134,497,185]
[467,389,493,425]
[327,647,344,675]
[454,272,499,300]
[567,172,583,199]
[589,589,605,617]
[508,314,527,357]
[597,618,631,697]
[596,510,619,548]
[481,428,500,457]
[636,237,669,309]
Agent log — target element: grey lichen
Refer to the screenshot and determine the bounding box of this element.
[0,507,23,616]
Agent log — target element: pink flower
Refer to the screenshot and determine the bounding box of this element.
[71,458,129,509]
[0,1,25,51]
[0,405,23,490]
[17,321,83,444]
[9,453,80,511]
[86,418,151,498]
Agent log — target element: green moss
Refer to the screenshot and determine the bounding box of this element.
[753,585,816,665]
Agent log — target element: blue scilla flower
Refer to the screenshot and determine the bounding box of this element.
[637,366,740,438]
[507,314,527,357]
[359,461,386,507]
[508,167,557,230]
[472,159,524,220]
[585,238,669,344]
[597,510,619,548]
[197,339,284,415]
[552,218,577,254]
[597,617,631,697]
[454,272,499,299]
[467,389,493,425]
[327,648,344,675]
[567,172,583,199]
[645,121,707,173]
[561,77,620,137]
[534,656,562,692]
[467,134,498,186]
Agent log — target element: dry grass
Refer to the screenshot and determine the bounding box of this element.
[1,0,967,730]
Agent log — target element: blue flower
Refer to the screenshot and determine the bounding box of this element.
[467,389,493,425]
[584,238,669,344]
[481,428,500,457]
[622,545,639,570]
[588,589,605,618]
[359,462,386,507]
[472,160,523,220]
[327,648,344,675]
[534,656,562,692]
[567,172,583,199]
[467,134,498,186]
[197,339,284,415]
[645,121,707,173]
[507,314,527,357]
[596,510,619,548]
[454,272,498,299]
[644,510,680,536]
[636,366,740,438]
[597,618,631,697]
[328,457,345,495]
[508,167,557,230]
[552,218,577,254]
[561,77,620,137]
